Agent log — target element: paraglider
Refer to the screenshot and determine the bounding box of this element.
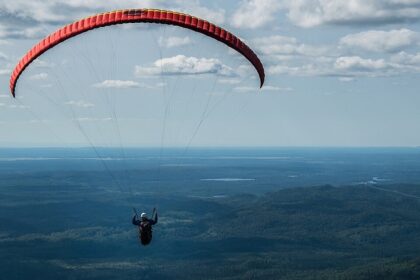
[8,8,265,245]
[132,208,158,246]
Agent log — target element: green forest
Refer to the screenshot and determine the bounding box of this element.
[2,182,420,279]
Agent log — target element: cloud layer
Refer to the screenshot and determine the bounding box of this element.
[254,26,420,80]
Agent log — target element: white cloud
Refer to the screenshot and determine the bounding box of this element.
[268,64,305,76]
[285,0,420,28]
[332,55,418,77]
[231,0,283,29]
[65,100,94,108]
[29,73,48,80]
[254,35,331,57]
[268,54,409,78]
[0,24,50,39]
[158,36,192,48]
[340,29,420,52]
[268,56,337,77]
[334,56,388,71]
[93,80,140,89]
[390,51,420,66]
[135,55,234,77]
[254,36,299,55]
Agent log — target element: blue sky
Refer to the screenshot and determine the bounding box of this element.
[0,0,420,147]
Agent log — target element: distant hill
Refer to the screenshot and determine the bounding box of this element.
[163,184,420,279]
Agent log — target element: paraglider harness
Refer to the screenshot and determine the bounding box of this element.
[133,208,158,246]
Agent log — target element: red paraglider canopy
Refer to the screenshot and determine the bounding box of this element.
[9,8,265,97]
